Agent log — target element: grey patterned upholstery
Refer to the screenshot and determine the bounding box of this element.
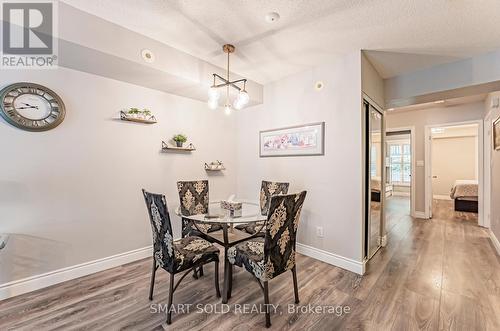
[142,190,220,273]
[235,181,290,235]
[228,191,306,281]
[176,180,222,238]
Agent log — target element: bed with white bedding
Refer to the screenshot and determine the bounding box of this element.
[450,180,478,213]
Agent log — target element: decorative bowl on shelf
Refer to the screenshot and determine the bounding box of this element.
[204,160,225,171]
[120,110,156,124]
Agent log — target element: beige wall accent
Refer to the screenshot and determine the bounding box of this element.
[431,135,478,196]
[386,102,485,213]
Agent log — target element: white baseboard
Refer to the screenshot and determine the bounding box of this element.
[296,243,364,275]
[433,195,452,200]
[0,246,152,301]
[489,229,500,256]
[414,211,428,219]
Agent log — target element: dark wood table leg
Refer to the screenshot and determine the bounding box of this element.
[222,223,230,304]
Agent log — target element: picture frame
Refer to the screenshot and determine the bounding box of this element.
[494,116,500,151]
[259,122,325,157]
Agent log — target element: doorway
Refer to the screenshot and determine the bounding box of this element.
[385,128,415,230]
[425,122,483,224]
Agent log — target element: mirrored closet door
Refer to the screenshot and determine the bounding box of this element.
[364,100,385,259]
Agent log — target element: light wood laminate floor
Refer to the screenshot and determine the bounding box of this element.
[1,198,499,330]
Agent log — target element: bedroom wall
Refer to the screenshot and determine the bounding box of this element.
[431,135,478,197]
[0,67,238,286]
[386,102,485,214]
[235,51,365,271]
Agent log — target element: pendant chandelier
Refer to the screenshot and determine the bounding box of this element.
[208,44,249,115]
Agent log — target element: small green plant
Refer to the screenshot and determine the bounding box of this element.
[127,107,141,114]
[172,134,187,143]
[127,108,152,117]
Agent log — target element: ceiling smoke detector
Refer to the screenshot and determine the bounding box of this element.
[265,12,280,23]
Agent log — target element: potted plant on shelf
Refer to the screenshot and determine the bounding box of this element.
[172,134,187,148]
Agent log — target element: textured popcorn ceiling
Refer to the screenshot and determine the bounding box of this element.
[62,0,500,83]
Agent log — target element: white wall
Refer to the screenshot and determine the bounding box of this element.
[0,67,238,284]
[386,102,485,213]
[235,52,364,268]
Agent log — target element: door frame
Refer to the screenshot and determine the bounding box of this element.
[385,126,416,218]
[483,112,493,228]
[363,95,386,260]
[424,120,484,225]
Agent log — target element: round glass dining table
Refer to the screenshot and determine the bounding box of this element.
[176,201,266,303]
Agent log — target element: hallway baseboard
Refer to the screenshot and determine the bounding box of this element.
[489,229,500,256]
[414,211,427,219]
[296,243,365,275]
[0,246,153,301]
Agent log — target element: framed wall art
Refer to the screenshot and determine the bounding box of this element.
[494,116,500,151]
[259,122,325,157]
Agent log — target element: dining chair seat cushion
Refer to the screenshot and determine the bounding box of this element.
[227,237,272,281]
[170,236,220,272]
[234,224,248,231]
[181,219,223,238]
[242,221,266,235]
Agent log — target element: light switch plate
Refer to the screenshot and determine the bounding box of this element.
[417,160,425,167]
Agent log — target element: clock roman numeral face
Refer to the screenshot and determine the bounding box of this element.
[0,83,66,131]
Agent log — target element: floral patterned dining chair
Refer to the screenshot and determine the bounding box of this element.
[142,189,220,325]
[227,191,307,328]
[235,180,290,235]
[177,180,223,238]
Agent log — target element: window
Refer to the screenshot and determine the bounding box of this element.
[389,142,411,185]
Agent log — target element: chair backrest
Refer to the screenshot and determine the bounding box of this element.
[177,180,209,216]
[260,181,290,215]
[263,191,307,280]
[142,189,175,272]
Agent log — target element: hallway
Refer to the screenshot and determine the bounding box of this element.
[355,198,498,329]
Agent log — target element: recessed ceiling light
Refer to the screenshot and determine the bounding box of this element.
[314,81,324,90]
[434,100,445,104]
[387,108,395,111]
[141,49,155,63]
[265,12,280,23]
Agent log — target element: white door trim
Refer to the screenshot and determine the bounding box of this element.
[424,120,484,225]
[483,113,493,228]
[386,126,416,218]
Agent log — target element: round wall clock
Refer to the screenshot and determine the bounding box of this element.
[0,82,66,131]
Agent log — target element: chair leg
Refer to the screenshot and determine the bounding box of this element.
[148,259,157,300]
[263,281,271,328]
[214,260,221,298]
[292,266,299,304]
[228,264,233,299]
[199,265,204,276]
[166,273,174,325]
[192,267,199,279]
